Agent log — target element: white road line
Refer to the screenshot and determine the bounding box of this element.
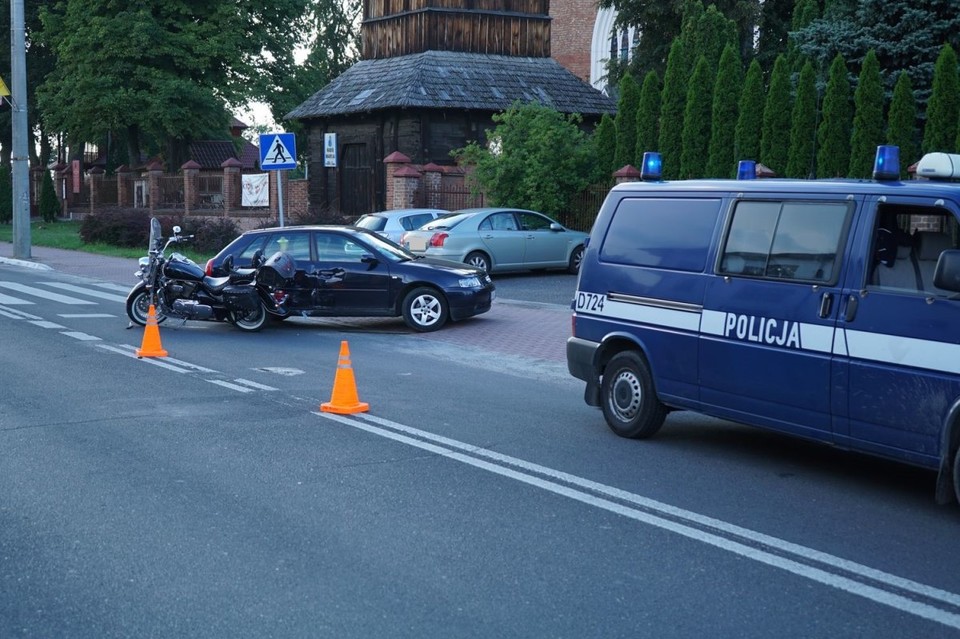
[61,331,101,341]
[232,378,279,391]
[58,313,116,319]
[41,282,128,303]
[318,412,960,630]
[90,282,131,293]
[208,379,254,393]
[0,306,41,319]
[0,292,32,305]
[0,282,95,305]
[96,344,192,372]
[30,320,66,329]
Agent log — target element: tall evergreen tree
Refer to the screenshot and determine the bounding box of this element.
[887,71,918,175]
[614,73,642,169]
[692,4,738,75]
[848,50,885,178]
[786,0,818,74]
[761,55,792,176]
[0,164,11,224]
[924,44,960,154]
[735,59,764,164]
[786,61,818,178]
[817,54,852,178]
[659,38,688,179]
[706,45,743,178]
[680,56,714,179]
[635,71,661,164]
[593,114,618,179]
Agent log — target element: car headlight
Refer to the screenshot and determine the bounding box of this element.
[458,276,482,288]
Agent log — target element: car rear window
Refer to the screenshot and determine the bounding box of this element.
[355,215,386,232]
[601,198,720,272]
[402,213,436,230]
[422,213,469,230]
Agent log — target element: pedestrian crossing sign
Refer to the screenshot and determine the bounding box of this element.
[259,132,297,171]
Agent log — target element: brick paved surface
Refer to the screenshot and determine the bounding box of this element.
[0,242,571,363]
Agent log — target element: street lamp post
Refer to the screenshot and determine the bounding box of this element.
[11,0,30,259]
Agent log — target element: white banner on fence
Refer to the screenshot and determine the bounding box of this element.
[242,173,269,207]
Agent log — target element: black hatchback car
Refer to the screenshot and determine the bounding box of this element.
[205,226,495,331]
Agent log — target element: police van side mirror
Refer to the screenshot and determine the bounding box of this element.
[933,250,960,292]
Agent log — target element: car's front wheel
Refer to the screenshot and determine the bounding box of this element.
[568,245,585,274]
[402,287,448,332]
[600,351,667,438]
[465,251,491,272]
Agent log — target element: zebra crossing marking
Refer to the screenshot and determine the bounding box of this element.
[0,281,95,305]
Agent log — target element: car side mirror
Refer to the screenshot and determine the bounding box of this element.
[550,222,563,232]
[934,249,960,292]
[361,253,378,269]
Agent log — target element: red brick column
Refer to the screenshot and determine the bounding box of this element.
[422,163,443,209]
[384,151,412,211]
[392,166,422,209]
[88,166,104,215]
[181,160,201,214]
[147,161,164,215]
[222,158,242,216]
[116,165,133,207]
[613,165,642,184]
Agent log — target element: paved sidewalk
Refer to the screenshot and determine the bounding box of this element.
[0,241,572,362]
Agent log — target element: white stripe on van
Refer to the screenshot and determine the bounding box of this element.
[576,290,960,376]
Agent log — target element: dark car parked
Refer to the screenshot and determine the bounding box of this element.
[205,226,495,332]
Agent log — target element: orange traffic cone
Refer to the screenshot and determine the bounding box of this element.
[320,340,369,414]
[136,304,168,358]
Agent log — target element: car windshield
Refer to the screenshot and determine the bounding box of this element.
[354,215,386,232]
[421,212,471,231]
[357,230,417,262]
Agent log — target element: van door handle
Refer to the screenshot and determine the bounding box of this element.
[844,295,859,322]
[818,292,833,318]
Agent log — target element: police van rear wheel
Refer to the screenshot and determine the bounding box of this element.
[601,351,667,439]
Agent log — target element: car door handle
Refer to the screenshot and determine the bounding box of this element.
[818,292,833,318]
[844,294,859,322]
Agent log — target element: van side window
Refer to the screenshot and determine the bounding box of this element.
[719,200,850,283]
[600,198,720,272]
[869,206,959,294]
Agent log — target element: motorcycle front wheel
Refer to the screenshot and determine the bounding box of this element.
[229,302,268,332]
[126,286,167,326]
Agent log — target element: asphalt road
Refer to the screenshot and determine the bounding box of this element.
[2,253,960,637]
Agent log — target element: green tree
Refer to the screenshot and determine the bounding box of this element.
[817,54,852,178]
[786,61,817,178]
[594,114,618,178]
[848,50,885,178]
[924,44,960,153]
[706,45,743,177]
[786,0,818,74]
[755,0,794,72]
[887,71,918,175]
[614,73,643,169]
[680,56,714,179]
[761,54,792,176]
[635,71,661,164]
[735,59,764,164]
[659,38,688,179]
[37,0,314,170]
[690,4,738,75]
[454,102,596,217]
[0,164,11,223]
[39,171,60,223]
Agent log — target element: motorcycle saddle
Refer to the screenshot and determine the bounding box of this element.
[203,275,233,293]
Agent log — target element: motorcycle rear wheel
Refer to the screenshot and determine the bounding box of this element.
[127,287,168,326]
[230,302,268,332]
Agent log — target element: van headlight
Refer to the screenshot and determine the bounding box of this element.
[458,276,482,288]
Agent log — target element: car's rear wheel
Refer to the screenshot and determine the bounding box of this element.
[465,251,491,272]
[402,287,448,332]
[568,245,585,274]
[600,351,667,438]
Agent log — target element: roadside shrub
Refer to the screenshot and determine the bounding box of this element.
[79,210,152,247]
[178,217,241,255]
[39,170,60,223]
[0,164,11,224]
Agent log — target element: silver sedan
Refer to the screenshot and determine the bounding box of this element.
[400,207,588,274]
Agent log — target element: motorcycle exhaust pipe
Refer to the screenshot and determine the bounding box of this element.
[171,299,215,320]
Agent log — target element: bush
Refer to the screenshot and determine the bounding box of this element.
[79,211,240,254]
[39,170,60,223]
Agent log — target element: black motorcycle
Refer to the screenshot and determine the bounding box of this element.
[125,218,269,332]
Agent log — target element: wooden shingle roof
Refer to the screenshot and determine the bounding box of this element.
[286,51,616,120]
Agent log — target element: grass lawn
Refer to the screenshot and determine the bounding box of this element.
[0,220,208,262]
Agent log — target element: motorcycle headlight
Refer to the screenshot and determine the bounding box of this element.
[458,276,482,288]
[138,257,150,268]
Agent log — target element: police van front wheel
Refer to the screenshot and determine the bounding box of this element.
[601,351,667,439]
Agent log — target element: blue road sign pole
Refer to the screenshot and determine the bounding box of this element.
[278,173,285,228]
[259,132,297,227]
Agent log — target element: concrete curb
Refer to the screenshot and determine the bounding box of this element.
[0,256,54,271]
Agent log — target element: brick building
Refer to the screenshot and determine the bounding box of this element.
[549,0,635,93]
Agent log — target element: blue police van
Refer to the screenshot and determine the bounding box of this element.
[567,148,960,506]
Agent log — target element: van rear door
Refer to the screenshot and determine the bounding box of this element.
[699,196,856,441]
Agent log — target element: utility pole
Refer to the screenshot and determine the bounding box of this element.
[11,0,30,259]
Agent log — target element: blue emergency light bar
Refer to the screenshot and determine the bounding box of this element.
[641,152,662,181]
[737,160,757,180]
[873,145,900,181]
